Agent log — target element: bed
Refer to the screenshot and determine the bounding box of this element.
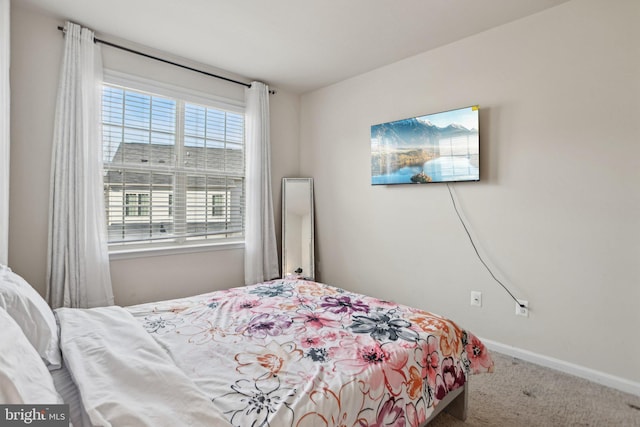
[1,265,494,426]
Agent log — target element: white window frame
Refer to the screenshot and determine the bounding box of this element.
[102,71,246,258]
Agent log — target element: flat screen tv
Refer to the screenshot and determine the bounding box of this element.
[371,105,479,185]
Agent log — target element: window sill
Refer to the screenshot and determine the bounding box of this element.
[108,240,244,260]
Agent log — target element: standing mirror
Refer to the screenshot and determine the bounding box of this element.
[282,178,314,279]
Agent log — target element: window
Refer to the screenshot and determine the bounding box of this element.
[211,193,229,219]
[102,80,245,250]
[125,193,150,217]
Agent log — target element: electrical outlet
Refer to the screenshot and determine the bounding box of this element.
[470,291,482,307]
[515,300,529,317]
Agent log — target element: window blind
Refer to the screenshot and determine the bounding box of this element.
[102,84,245,248]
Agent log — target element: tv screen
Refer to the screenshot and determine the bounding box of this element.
[371,105,479,185]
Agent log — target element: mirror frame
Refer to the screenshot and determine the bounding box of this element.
[281,178,315,279]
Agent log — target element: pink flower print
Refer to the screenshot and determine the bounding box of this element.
[443,357,466,392]
[299,334,324,349]
[465,333,494,373]
[368,395,406,427]
[406,400,427,427]
[298,329,349,351]
[434,374,448,401]
[416,335,440,384]
[331,336,408,397]
[321,329,349,342]
[369,298,399,310]
[291,308,341,332]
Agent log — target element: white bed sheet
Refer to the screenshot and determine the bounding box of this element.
[55,306,230,427]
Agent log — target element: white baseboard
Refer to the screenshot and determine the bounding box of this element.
[481,338,640,397]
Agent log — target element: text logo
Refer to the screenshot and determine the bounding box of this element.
[1,405,68,426]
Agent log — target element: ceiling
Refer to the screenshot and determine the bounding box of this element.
[18,0,569,94]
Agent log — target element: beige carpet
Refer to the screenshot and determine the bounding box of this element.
[430,352,640,426]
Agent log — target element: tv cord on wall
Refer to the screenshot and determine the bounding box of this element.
[446,183,525,308]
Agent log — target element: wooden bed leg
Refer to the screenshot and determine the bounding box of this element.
[443,384,468,421]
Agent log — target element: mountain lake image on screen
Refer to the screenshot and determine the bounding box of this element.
[371,106,479,185]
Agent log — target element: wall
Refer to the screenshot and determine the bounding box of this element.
[300,0,640,385]
[9,4,300,305]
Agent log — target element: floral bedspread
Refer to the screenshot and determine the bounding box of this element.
[126,279,493,427]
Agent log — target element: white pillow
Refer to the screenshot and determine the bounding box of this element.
[0,307,64,404]
[0,264,62,369]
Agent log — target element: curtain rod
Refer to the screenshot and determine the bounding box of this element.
[56,25,260,91]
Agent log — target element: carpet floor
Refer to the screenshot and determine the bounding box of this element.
[430,352,640,426]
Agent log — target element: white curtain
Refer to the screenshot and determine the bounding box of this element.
[0,0,9,266]
[244,82,279,285]
[46,22,113,308]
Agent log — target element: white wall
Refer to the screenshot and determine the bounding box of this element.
[9,4,300,305]
[300,0,640,384]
